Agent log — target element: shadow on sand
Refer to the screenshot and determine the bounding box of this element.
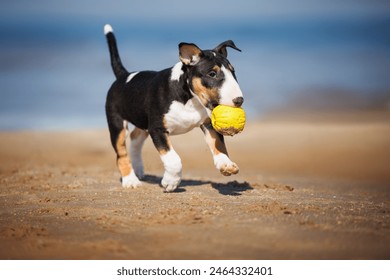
[142,174,253,196]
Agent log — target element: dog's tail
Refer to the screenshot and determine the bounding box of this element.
[104,24,128,78]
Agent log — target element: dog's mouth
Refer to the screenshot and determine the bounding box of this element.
[207,102,219,111]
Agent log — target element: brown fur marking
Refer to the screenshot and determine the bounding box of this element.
[212,65,221,73]
[179,44,202,65]
[202,124,228,156]
[116,128,132,176]
[158,136,171,155]
[210,129,228,156]
[192,77,219,106]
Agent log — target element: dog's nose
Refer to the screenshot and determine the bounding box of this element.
[232,97,244,107]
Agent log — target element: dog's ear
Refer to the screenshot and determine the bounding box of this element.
[213,40,241,57]
[179,43,203,66]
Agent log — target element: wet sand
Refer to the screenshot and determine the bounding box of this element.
[0,120,389,259]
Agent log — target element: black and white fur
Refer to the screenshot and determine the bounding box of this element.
[104,24,244,192]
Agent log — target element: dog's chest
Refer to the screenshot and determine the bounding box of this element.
[164,98,209,135]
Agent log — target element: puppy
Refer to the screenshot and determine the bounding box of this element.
[104,24,244,192]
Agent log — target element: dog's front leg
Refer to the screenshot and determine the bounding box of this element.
[149,129,182,192]
[201,122,239,176]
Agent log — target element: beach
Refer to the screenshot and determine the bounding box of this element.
[0,117,389,259]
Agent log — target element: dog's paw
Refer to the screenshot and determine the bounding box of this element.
[161,172,181,193]
[219,162,239,176]
[121,170,142,188]
[214,153,239,176]
[160,149,182,192]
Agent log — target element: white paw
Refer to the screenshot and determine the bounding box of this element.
[160,149,182,192]
[161,172,181,192]
[121,170,142,188]
[214,153,239,176]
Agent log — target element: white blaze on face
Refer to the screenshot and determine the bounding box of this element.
[219,65,243,107]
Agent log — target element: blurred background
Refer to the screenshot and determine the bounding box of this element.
[1,0,389,130]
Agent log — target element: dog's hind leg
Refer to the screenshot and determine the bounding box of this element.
[107,115,141,188]
[130,127,148,179]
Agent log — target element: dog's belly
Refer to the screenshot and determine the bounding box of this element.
[164,97,209,135]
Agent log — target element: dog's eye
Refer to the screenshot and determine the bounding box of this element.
[207,70,217,78]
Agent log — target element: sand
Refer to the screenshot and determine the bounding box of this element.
[0,120,389,259]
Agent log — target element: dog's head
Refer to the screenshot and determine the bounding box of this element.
[178,41,243,110]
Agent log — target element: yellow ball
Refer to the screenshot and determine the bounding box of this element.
[211,105,246,136]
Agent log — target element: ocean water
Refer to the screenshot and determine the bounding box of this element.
[1,15,389,130]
